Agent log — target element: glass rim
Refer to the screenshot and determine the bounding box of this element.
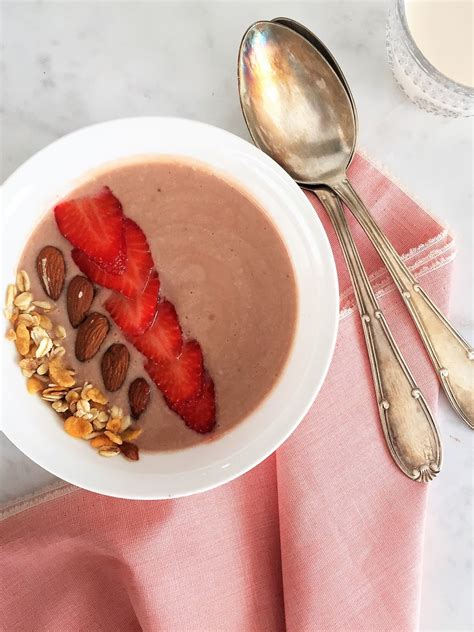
[396,0,474,94]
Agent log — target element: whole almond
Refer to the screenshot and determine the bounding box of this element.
[128,377,150,419]
[120,442,139,461]
[36,246,65,300]
[75,312,109,361]
[101,343,129,391]
[67,275,94,327]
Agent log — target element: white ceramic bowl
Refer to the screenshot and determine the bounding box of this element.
[1,117,338,499]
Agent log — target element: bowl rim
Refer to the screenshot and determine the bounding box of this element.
[1,116,339,499]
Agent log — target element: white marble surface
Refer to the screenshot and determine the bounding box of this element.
[1,1,472,630]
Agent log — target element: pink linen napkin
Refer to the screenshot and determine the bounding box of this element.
[0,154,455,631]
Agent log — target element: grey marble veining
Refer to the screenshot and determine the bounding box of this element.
[1,2,472,630]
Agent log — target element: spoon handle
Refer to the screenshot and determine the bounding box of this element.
[333,177,474,429]
[314,189,442,481]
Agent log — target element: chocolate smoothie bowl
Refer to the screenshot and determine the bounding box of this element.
[2,118,338,498]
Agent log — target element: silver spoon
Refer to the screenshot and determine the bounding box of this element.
[272,18,445,482]
[238,20,441,482]
[238,20,473,430]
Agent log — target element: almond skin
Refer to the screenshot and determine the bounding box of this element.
[128,377,151,419]
[101,343,130,391]
[75,312,109,361]
[36,246,65,300]
[67,275,94,327]
[120,442,139,461]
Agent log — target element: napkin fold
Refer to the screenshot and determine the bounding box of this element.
[0,154,455,631]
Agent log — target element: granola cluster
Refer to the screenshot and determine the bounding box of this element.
[4,271,141,460]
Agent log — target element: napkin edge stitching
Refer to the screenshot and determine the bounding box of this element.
[340,248,456,320]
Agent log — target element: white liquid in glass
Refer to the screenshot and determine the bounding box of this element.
[405,0,474,87]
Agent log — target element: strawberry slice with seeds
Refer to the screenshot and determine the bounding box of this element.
[55,186,126,273]
[145,340,204,404]
[72,219,154,298]
[168,372,216,434]
[105,270,159,336]
[130,300,183,363]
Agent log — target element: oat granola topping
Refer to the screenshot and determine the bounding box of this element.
[4,268,141,461]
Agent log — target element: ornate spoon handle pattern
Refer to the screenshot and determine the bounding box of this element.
[315,189,442,481]
[333,178,473,430]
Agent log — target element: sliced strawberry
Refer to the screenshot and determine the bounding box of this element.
[168,372,216,434]
[145,340,204,404]
[55,186,126,273]
[105,270,159,336]
[130,300,183,363]
[72,219,154,298]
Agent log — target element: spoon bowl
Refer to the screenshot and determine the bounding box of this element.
[238,21,355,185]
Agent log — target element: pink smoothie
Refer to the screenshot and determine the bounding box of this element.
[18,158,298,451]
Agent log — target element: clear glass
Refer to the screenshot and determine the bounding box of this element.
[386,0,474,117]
